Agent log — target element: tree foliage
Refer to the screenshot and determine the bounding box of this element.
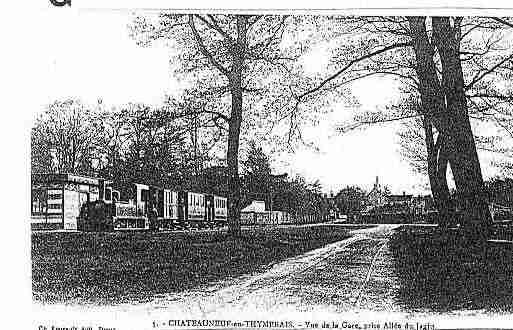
[31,99,104,175]
[334,185,367,215]
[32,99,199,190]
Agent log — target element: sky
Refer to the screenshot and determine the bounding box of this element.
[29,9,505,195]
[281,80,428,195]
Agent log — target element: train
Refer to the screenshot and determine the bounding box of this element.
[78,180,228,232]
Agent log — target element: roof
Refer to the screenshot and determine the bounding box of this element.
[367,185,386,197]
[388,194,413,201]
[31,173,103,186]
[241,200,266,213]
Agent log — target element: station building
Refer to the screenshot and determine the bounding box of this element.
[31,173,110,230]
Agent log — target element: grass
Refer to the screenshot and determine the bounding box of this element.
[389,226,513,313]
[32,225,351,305]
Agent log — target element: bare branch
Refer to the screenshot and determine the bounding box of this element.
[465,53,513,90]
[188,15,230,78]
[491,17,513,29]
[467,93,513,101]
[337,113,422,133]
[249,16,288,53]
[195,14,233,44]
[297,42,411,100]
[200,109,230,122]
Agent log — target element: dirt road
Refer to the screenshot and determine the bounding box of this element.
[147,224,403,316]
[33,224,406,329]
[34,224,511,330]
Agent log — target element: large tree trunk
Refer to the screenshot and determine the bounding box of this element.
[226,16,247,237]
[407,17,449,133]
[408,16,455,226]
[435,137,453,224]
[432,17,492,240]
[423,115,452,227]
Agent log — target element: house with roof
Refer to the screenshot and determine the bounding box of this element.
[364,176,389,212]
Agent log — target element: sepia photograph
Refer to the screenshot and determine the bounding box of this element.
[22,3,513,330]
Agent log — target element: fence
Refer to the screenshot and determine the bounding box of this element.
[354,206,513,225]
[240,211,326,226]
[240,211,288,225]
[354,211,440,224]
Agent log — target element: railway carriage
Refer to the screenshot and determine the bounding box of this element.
[213,195,228,226]
[204,194,215,228]
[178,191,206,228]
[203,194,227,228]
[158,188,179,230]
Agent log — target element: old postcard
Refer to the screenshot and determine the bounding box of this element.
[17,1,513,330]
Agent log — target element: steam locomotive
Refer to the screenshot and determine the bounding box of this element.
[78,180,228,231]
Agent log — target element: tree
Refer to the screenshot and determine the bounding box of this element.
[410,17,491,237]
[241,140,272,206]
[286,16,513,240]
[271,175,328,218]
[238,141,328,216]
[200,165,230,196]
[335,186,367,217]
[397,99,513,226]
[106,103,194,190]
[130,14,300,235]
[31,99,103,175]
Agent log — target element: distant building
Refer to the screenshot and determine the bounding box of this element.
[325,191,339,219]
[412,195,435,214]
[388,192,413,204]
[240,200,290,225]
[364,176,388,211]
[381,192,414,214]
[364,177,432,215]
